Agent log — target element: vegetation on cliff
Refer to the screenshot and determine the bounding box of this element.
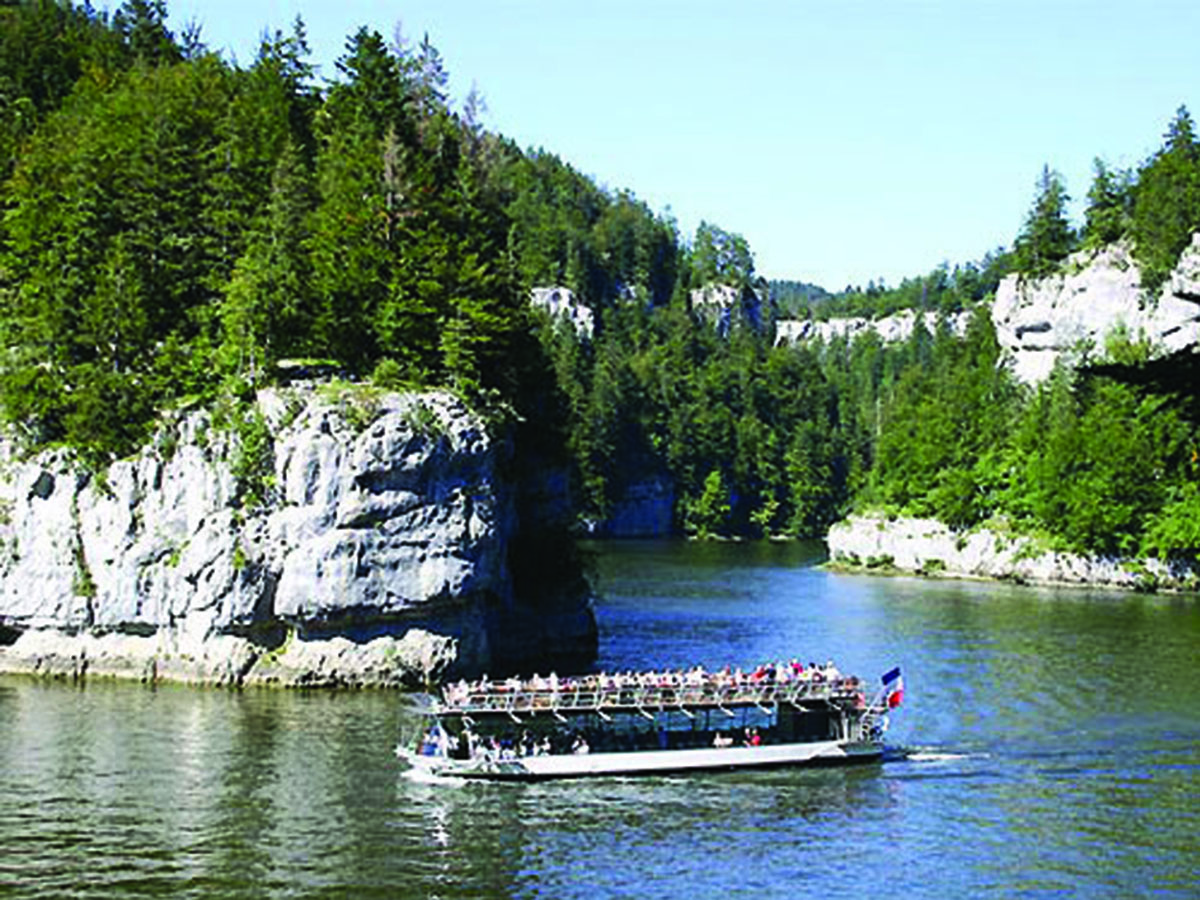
[1007,105,1200,292]
[0,0,850,539]
[821,105,1200,563]
[3,2,1200,564]
[0,3,537,459]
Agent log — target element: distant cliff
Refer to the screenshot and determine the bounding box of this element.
[775,233,1200,383]
[774,309,970,347]
[828,515,1198,592]
[0,386,596,687]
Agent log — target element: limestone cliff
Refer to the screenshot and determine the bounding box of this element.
[774,309,970,347]
[774,232,1200,384]
[827,515,1198,592]
[0,386,597,687]
[992,236,1200,383]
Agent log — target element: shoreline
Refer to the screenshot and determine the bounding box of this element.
[0,627,457,690]
[820,558,1162,597]
[825,514,1200,595]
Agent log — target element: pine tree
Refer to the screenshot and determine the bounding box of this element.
[1012,165,1077,278]
[1131,105,1200,290]
[220,139,315,382]
[113,0,180,66]
[307,30,411,372]
[1082,158,1132,249]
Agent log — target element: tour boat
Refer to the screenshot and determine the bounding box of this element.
[397,662,904,781]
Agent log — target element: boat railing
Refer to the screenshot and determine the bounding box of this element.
[437,677,867,717]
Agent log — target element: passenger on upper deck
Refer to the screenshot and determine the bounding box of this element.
[440,655,851,709]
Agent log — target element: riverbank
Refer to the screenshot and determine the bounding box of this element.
[826,514,1200,593]
[0,626,461,688]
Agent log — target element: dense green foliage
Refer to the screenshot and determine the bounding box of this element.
[814,318,1200,563]
[784,250,1012,322]
[1012,105,1200,291]
[539,301,856,538]
[0,3,537,457]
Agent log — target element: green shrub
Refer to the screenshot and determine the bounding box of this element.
[918,557,947,576]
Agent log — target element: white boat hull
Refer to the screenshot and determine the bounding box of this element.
[401,738,882,781]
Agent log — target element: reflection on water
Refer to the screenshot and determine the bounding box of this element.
[2,540,1199,898]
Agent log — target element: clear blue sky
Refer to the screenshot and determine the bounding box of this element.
[163,1,1200,291]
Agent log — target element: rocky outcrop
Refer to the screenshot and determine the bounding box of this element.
[0,387,596,687]
[690,282,767,333]
[827,515,1198,592]
[530,286,594,339]
[991,236,1200,383]
[775,234,1200,384]
[774,309,970,347]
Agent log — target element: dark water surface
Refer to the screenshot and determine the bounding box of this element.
[2,540,1198,898]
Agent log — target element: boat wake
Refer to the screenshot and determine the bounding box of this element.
[906,751,977,762]
[401,766,465,787]
[888,747,988,763]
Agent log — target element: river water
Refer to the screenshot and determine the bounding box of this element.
[2,540,1198,898]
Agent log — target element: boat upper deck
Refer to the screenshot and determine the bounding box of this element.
[437,664,871,718]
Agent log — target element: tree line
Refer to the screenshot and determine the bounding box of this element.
[1011,105,1200,290]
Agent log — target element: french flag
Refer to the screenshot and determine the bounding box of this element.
[881,666,904,708]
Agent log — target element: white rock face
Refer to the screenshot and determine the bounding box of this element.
[690,282,767,332]
[690,282,741,313]
[992,238,1200,383]
[0,387,595,686]
[531,286,594,339]
[826,516,1196,591]
[774,309,970,347]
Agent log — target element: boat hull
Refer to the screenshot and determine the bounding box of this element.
[401,738,883,781]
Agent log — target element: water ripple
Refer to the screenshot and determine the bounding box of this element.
[3,547,1200,897]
